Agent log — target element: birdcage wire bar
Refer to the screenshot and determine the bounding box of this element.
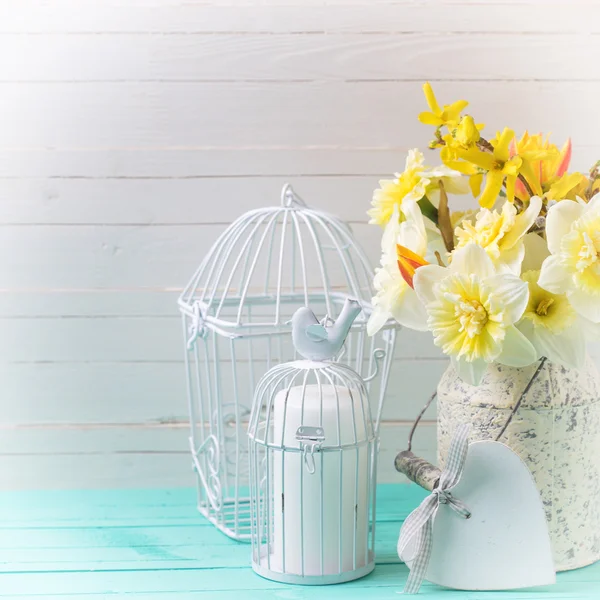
[248,360,378,584]
[179,184,398,541]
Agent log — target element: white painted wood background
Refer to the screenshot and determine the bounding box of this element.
[1,0,599,489]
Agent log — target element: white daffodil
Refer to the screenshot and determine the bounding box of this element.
[517,270,585,369]
[538,196,600,323]
[367,201,429,335]
[413,243,536,385]
[454,196,542,274]
[424,164,470,208]
[520,231,550,273]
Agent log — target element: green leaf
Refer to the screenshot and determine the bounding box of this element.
[417,196,439,225]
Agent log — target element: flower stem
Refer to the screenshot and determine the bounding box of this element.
[477,138,495,153]
[517,173,535,199]
[434,250,445,266]
[586,160,600,200]
[437,180,455,253]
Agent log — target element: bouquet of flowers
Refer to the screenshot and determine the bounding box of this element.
[367,82,600,385]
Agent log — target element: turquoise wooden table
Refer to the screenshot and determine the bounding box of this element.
[1,484,599,598]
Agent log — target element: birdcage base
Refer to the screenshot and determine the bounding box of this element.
[198,497,252,542]
[252,549,375,585]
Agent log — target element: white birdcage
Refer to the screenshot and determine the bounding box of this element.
[248,301,378,584]
[178,184,397,541]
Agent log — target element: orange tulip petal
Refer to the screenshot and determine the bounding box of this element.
[518,159,543,197]
[555,138,572,178]
[397,244,429,289]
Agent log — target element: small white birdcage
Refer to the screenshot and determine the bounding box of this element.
[178,184,397,541]
[248,301,378,584]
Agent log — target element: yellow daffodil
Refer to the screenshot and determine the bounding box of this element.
[538,196,600,322]
[509,132,557,199]
[545,172,588,202]
[413,243,536,385]
[418,82,468,129]
[512,133,566,180]
[367,201,429,334]
[454,128,522,208]
[510,133,587,202]
[454,197,542,273]
[517,270,585,369]
[368,150,430,226]
[368,150,469,226]
[450,209,478,230]
[521,270,576,334]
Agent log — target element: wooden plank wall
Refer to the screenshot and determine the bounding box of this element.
[1,0,599,489]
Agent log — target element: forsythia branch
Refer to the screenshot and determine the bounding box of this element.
[477,136,535,200]
[432,132,535,206]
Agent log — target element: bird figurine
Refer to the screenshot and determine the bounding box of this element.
[291,298,362,361]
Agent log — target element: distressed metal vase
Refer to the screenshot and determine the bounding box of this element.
[437,355,600,572]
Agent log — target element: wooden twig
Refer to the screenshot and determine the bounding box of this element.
[395,450,441,492]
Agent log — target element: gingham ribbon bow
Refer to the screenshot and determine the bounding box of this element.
[397,424,472,594]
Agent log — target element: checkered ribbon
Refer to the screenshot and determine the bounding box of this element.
[397,424,472,594]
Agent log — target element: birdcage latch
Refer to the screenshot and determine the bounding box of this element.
[296,426,325,474]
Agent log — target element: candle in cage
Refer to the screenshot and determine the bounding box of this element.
[271,383,369,576]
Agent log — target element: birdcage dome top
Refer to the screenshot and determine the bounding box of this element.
[247,359,375,448]
[178,184,377,335]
